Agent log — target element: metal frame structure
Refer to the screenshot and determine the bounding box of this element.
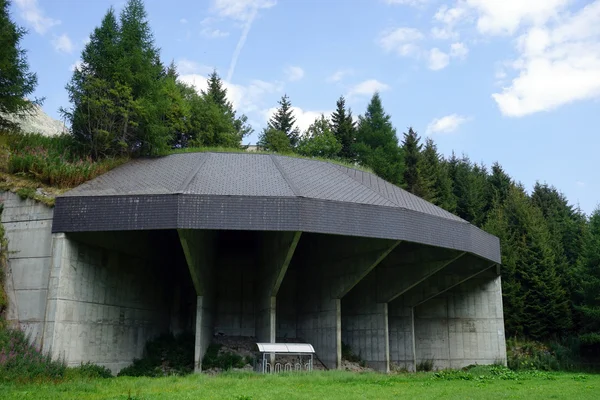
[256,343,315,373]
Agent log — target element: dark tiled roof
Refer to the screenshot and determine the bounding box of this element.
[54,152,500,263]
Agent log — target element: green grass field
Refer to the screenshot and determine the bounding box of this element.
[0,370,598,400]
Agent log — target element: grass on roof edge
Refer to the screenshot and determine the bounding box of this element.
[168,146,375,174]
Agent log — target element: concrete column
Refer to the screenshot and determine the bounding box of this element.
[297,235,400,370]
[255,232,301,343]
[178,229,217,372]
[41,233,70,356]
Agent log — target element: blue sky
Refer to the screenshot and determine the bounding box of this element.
[9,0,600,214]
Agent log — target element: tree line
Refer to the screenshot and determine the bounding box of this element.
[1,0,599,356]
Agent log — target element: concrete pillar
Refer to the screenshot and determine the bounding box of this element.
[255,232,301,343]
[178,229,217,372]
[297,235,400,370]
[342,244,463,372]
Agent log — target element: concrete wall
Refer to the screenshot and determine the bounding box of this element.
[1,192,54,347]
[42,232,171,373]
[388,298,415,371]
[214,252,256,337]
[413,270,507,370]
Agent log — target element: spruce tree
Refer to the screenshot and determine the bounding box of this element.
[201,70,251,146]
[330,96,356,159]
[0,0,40,130]
[268,94,300,146]
[577,207,600,351]
[401,127,434,199]
[421,138,455,211]
[484,185,572,339]
[353,93,403,185]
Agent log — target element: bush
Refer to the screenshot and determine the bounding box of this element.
[2,132,127,188]
[416,359,434,372]
[65,361,113,379]
[0,327,66,382]
[202,344,246,370]
[341,342,365,367]
[507,338,579,371]
[118,332,195,377]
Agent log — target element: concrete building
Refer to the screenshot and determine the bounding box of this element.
[2,152,506,373]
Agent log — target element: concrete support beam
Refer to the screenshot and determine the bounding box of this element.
[177,229,217,372]
[255,231,301,343]
[341,244,462,372]
[298,235,400,370]
[402,254,495,308]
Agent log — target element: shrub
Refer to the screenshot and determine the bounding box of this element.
[65,361,113,379]
[416,359,434,372]
[0,327,66,382]
[341,342,365,366]
[202,343,246,370]
[118,332,195,377]
[506,338,579,371]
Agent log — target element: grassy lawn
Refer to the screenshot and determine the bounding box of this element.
[0,370,598,400]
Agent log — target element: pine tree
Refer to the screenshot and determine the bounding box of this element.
[330,96,356,159]
[202,70,229,108]
[401,127,434,199]
[577,207,600,351]
[421,138,455,211]
[0,0,40,130]
[449,155,488,226]
[484,185,572,339]
[353,93,403,185]
[201,70,251,146]
[268,94,300,146]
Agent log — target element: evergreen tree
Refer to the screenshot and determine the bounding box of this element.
[330,96,356,159]
[297,114,341,158]
[0,0,40,130]
[202,70,229,108]
[577,207,600,353]
[484,185,572,339]
[353,93,403,185]
[401,127,433,199]
[268,94,300,146]
[421,138,455,211]
[201,70,251,145]
[449,155,488,226]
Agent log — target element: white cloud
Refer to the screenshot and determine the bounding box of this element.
[576,181,586,188]
[180,18,188,24]
[431,26,459,40]
[347,79,390,98]
[428,48,450,70]
[378,27,424,56]
[177,59,214,75]
[328,69,354,83]
[263,107,331,133]
[51,34,73,54]
[212,0,276,21]
[14,0,60,34]
[450,42,469,59]
[178,60,283,116]
[69,60,83,72]
[284,66,304,82]
[492,0,600,117]
[426,114,470,134]
[201,28,230,38]
[468,0,570,36]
